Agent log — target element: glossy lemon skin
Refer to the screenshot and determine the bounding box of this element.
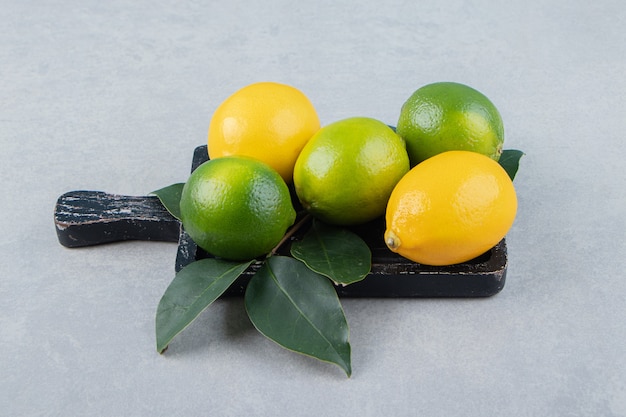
[293,117,410,226]
[180,156,296,261]
[384,151,517,266]
[208,82,320,183]
[396,82,504,166]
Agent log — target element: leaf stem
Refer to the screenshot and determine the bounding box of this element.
[269,213,313,257]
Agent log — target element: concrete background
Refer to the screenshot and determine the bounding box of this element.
[2,1,625,416]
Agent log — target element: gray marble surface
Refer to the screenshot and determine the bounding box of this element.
[2,1,625,416]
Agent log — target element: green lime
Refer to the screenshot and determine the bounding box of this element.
[180,156,296,261]
[396,82,504,166]
[293,117,410,226]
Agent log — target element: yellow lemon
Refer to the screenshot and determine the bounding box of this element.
[293,117,410,226]
[384,151,517,266]
[208,82,320,183]
[180,156,296,261]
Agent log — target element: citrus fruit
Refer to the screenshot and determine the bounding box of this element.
[179,156,296,261]
[207,81,320,183]
[293,117,410,226]
[396,82,504,166]
[384,151,517,266]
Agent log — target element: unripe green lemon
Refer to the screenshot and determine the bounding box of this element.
[180,156,296,261]
[397,82,504,166]
[293,117,410,226]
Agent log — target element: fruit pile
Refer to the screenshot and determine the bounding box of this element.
[183,81,517,266]
[153,81,522,376]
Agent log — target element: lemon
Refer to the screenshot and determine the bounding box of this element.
[208,82,320,183]
[180,156,296,261]
[293,117,410,226]
[384,151,517,266]
[396,82,504,166]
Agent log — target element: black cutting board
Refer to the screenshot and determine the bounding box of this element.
[54,145,507,297]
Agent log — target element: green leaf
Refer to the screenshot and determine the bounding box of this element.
[151,183,185,221]
[245,256,352,377]
[498,149,524,181]
[290,220,371,285]
[156,258,252,353]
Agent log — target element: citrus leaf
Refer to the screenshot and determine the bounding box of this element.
[498,149,524,181]
[156,258,252,353]
[290,220,371,285]
[245,256,352,377]
[151,183,184,221]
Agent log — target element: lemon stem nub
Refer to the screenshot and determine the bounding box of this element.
[385,231,401,251]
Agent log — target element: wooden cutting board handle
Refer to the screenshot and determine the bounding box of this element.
[54,191,180,247]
